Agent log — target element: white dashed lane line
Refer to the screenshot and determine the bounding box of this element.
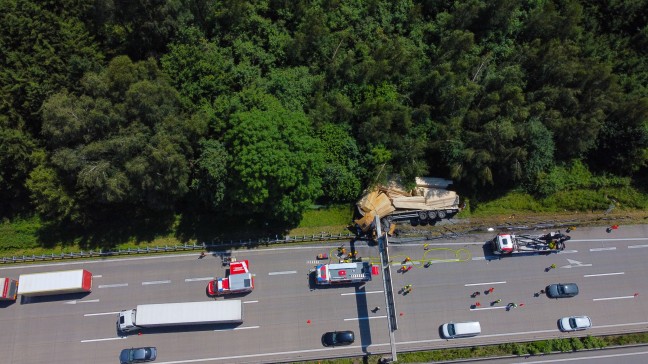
[98,283,128,288]
[590,247,616,252]
[142,280,171,285]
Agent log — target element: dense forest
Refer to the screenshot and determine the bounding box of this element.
[1,0,647,235]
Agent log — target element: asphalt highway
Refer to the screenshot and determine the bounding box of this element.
[1,224,648,363]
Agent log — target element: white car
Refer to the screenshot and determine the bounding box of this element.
[559,316,592,332]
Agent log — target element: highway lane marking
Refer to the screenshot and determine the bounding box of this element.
[470,306,507,311]
[81,337,127,343]
[561,258,592,269]
[98,283,128,288]
[557,250,578,254]
[341,290,383,296]
[344,316,387,321]
[593,295,636,301]
[516,350,648,363]
[584,272,624,277]
[93,275,102,278]
[268,270,297,275]
[594,321,648,329]
[464,281,506,287]
[185,277,213,282]
[142,280,171,285]
[243,300,258,303]
[629,244,648,249]
[214,326,260,331]
[84,311,120,317]
[65,299,100,304]
[590,247,617,252]
[574,238,648,242]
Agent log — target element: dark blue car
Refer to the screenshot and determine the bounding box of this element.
[119,347,157,364]
[546,283,579,298]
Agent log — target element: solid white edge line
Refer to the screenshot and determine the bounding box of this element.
[584,272,624,277]
[464,281,506,287]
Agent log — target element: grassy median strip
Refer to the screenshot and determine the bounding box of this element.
[296,332,648,363]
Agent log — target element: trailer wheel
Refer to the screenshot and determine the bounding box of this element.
[418,211,428,220]
[427,210,437,220]
[437,210,447,219]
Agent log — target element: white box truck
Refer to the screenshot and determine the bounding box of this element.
[17,269,93,297]
[118,300,243,333]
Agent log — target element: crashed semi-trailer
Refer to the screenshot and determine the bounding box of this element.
[17,269,93,297]
[118,300,243,333]
[355,176,461,234]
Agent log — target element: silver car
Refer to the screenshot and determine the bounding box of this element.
[559,316,592,332]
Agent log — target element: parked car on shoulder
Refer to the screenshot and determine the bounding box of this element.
[546,283,579,298]
[559,316,592,332]
[120,347,157,364]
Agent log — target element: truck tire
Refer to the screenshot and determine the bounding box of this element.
[426,210,437,220]
[437,210,447,219]
[418,211,428,220]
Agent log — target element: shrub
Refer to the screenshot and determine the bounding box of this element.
[571,337,585,351]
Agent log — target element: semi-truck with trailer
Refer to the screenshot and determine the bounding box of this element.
[315,262,373,285]
[118,300,243,333]
[207,260,254,296]
[0,278,18,301]
[355,176,461,234]
[491,231,570,255]
[17,269,92,297]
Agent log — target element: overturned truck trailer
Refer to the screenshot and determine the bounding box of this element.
[355,176,461,234]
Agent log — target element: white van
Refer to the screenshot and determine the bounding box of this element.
[441,321,481,338]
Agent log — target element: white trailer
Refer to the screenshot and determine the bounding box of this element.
[118,300,243,333]
[17,269,93,297]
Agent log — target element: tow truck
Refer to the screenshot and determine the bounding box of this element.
[491,231,570,255]
[207,259,254,296]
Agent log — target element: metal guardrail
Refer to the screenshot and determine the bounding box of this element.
[0,232,356,264]
[1,215,630,264]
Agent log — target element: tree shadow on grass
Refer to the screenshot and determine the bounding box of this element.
[36,210,176,251]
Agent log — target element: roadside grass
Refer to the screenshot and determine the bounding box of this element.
[2,184,648,257]
[294,333,624,363]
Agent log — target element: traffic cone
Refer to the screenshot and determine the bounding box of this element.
[307,320,311,324]
[400,312,404,316]
[635,292,639,297]
[475,302,481,307]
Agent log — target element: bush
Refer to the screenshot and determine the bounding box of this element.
[582,335,607,349]
[552,338,574,352]
[571,337,585,351]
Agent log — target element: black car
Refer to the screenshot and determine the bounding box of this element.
[119,347,157,364]
[546,283,579,298]
[322,330,355,347]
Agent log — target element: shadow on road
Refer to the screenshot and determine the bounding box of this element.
[20,291,91,304]
[354,284,372,354]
